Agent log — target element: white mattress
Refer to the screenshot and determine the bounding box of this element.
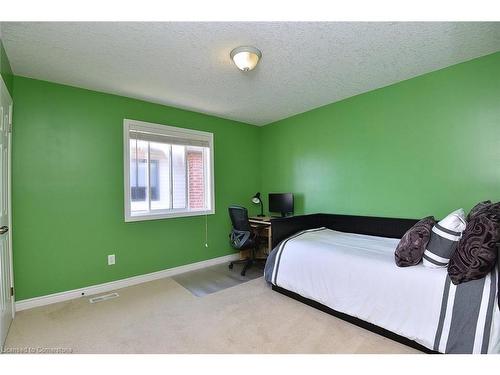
[268,228,500,353]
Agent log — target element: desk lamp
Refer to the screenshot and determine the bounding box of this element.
[251,192,265,217]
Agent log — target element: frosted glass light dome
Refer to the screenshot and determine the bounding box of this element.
[230,46,262,71]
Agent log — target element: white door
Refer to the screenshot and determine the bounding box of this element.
[0,77,13,348]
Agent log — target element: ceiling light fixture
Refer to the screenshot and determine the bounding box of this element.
[230,46,262,72]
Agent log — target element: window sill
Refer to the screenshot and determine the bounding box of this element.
[124,209,215,222]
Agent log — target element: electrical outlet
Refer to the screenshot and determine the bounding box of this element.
[108,254,116,266]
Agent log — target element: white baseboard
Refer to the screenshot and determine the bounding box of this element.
[15,253,240,312]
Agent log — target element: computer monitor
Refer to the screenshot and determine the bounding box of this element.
[268,193,294,217]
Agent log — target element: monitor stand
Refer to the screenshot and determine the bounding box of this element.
[270,212,292,218]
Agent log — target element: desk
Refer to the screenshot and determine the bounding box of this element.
[243,216,272,259]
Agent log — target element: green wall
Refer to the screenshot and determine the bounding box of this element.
[260,52,500,219]
[0,39,14,95]
[12,76,261,300]
[11,52,500,301]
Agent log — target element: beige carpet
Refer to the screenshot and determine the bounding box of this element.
[5,276,421,354]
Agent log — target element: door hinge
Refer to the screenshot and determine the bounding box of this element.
[10,287,14,297]
[8,105,13,133]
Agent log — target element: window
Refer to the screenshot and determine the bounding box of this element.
[130,159,159,201]
[124,119,214,221]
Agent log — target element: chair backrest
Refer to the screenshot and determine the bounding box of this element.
[228,205,251,232]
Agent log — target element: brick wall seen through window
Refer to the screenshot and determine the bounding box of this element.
[188,151,205,209]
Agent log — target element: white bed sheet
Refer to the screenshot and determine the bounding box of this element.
[273,229,449,350]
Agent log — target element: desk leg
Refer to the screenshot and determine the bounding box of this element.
[257,227,272,257]
[242,225,272,259]
[268,230,272,253]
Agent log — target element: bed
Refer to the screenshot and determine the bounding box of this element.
[264,214,500,354]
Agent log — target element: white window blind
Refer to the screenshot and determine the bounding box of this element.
[124,119,214,222]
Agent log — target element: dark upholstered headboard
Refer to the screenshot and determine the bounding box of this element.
[271,213,419,248]
[271,213,500,309]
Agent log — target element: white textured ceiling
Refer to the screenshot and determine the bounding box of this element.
[2,22,500,125]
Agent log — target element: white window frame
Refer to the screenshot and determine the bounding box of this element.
[124,119,215,222]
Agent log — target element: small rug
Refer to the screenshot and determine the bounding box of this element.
[172,262,263,297]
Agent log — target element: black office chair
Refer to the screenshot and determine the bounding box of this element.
[228,205,266,276]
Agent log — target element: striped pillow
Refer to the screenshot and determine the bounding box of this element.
[423,209,467,268]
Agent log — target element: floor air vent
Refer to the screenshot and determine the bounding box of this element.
[89,292,119,304]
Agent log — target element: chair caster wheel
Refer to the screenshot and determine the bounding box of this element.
[228,263,233,270]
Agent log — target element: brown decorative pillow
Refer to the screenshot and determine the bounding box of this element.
[467,200,492,221]
[448,213,500,285]
[395,216,436,267]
